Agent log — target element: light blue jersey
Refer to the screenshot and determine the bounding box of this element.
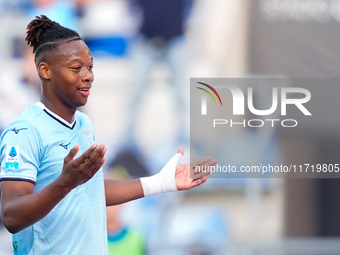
[0,102,108,255]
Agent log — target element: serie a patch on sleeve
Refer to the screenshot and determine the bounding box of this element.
[6,145,19,169]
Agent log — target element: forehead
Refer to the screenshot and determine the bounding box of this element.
[50,40,92,64]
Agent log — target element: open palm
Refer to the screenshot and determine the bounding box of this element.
[175,147,217,190]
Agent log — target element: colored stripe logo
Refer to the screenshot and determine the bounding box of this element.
[196,82,223,106]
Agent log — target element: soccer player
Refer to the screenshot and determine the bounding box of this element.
[0,15,216,254]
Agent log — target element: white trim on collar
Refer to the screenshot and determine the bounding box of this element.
[36,102,76,128]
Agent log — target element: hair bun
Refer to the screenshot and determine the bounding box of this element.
[25,15,59,49]
[25,15,80,56]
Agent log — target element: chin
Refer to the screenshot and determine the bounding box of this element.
[76,99,88,108]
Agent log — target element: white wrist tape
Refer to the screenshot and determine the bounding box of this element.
[140,152,182,197]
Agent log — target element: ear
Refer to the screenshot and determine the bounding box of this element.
[37,62,51,80]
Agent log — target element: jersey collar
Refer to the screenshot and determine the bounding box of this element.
[36,102,76,129]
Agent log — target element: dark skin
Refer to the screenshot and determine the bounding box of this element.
[1,40,217,234]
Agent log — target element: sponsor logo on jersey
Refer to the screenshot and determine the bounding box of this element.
[58,142,71,150]
[11,128,28,134]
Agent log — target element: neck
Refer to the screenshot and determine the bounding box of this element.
[40,95,76,124]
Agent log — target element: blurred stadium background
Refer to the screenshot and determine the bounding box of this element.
[1,0,340,254]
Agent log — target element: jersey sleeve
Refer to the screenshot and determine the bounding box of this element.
[0,121,41,184]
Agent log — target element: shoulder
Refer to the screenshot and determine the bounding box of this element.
[8,104,45,132]
[16,103,45,123]
[1,104,44,144]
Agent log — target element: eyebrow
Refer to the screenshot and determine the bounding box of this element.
[68,57,93,64]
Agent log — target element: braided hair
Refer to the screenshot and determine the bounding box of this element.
[25,15,81,61]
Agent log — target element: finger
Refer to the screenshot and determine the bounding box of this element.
[192,160,217,178]
[64,144,79,163]
[88,156,106,177]
[192,164,215,178]
[75,143,99,164]
[207,159,218,167]
[194,158,217,169]
[177,146,184,155]
[192,169,212,179]
[81,144,107,172]
[82,144,106,165]
[168,150,183,165]
[171,154,182,165]
[191,156,212,169]
[88,152,106,176]
[191,177,209,188]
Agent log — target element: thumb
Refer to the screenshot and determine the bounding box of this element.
[177,146,184,155]
[64,144,79,163]
[169,147,183,165]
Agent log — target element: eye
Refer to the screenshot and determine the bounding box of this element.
[88,65,93,70]
[72,66,81,71]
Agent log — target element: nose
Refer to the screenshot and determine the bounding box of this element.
[81,67,94,83]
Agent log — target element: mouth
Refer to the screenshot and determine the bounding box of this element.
[77,87,91,96]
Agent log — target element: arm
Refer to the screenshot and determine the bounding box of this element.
[1,143,106,233]
[1,178,71,234]
[104,179,144,206]
[105,147,217,206]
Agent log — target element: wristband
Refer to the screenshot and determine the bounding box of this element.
[140,152,182,197]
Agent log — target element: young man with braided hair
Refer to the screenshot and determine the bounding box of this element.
[0,15,216,254]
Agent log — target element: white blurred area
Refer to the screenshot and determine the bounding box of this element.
[0,1,284,255]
